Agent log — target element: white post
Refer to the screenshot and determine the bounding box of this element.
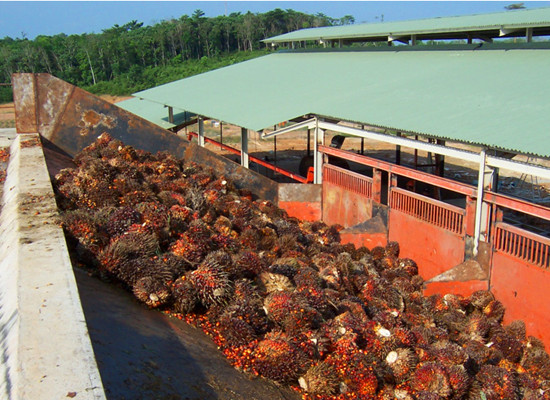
[241,127,249,168]
[198,116,205,147]
[313,118,324,184]
[473,149,487,257]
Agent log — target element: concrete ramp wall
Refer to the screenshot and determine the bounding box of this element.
[0,133,105,399]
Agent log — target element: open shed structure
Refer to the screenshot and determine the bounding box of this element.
[13,7,549,347]
[119,7,550,346]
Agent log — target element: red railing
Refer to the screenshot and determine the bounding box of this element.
[493,222,550,268]
[390,187,465,235]
[323,164,373,198]
[319,145,477,197]
[187,132,309,184]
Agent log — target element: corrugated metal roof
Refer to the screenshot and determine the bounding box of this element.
[134,44,550,158]
[115,97,190,129]
[263,7,550,43]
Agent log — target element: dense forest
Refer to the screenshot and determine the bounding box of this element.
[0,9,354,102]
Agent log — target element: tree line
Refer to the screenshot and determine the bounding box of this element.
[0,9,354,102]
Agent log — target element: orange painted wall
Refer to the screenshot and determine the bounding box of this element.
[279,201,321,222]
[322,183,372,228]
[388,210,465,281]
[491,251,550,346]
[424,280,489,297]
[340,232,387,250]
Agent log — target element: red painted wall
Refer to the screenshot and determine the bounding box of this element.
[491,251,550,345]
[322,183,372,228]
[388,210,465,281]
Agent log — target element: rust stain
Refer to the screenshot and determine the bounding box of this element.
[79,110,118,136]
[83,110,101,126]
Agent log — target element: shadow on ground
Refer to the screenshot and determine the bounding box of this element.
[75,269,299,400]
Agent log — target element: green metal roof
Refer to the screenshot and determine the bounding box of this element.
[115,97,190,129]
[134,44,550,158]
[263,7,550,43]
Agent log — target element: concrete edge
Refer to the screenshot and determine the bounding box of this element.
[0,134,106,400]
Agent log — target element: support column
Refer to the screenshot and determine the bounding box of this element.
[168,106,174,124]
[241,127,249,168]
[307,129,311,157]
[313,118,324,184]
[526,27,533,43]
[474,149,487,257]
[396,132,402,165]
[219,122,223,149]
[198,116,205,147]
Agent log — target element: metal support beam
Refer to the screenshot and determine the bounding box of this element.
[241,127,249,168]
[474,149,487,257]
[411,34,417,46]
[198,116,205,147]
[313,118,324,184]
[526,27,533,42]
[261,118,316,138]
[388,34,409,45]
[317,120,550,181]
[168,106,174,124]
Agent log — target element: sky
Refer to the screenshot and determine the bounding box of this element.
[1,1,550,40]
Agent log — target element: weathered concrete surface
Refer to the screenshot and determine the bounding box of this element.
[75,269,300,400]
[0,133,105,399]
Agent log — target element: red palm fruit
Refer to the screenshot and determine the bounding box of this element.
[232,251,267,279]
[99,232,159,275]
[295,286,335,319]
[169,232,212,264]
[217,313,257,347]
[505,320,526,342]
[263,291,301,325]
[211,233,239,253]
[475,364,518,400]
[132,275,171,308]
[490,330,524,363]
[224,299,268,336]
[171,275,198,314]
[433,340,469,365]
[411,361,452,398]
[298,361,340,397]
[169,204,192,232]
[104,206,142,237]
[435,310,469,339]
[61,209,106,248]
[188,261,233,308]
[469,290,495,310]
[521,337,550,380]
[237,227,261,251]
[386,348,418,383]
[465,312,491,342]
[258,272,295,294]
[294,266,323,289]
[136,202,170,235]
[483,299,506,323]
[253,330,308,383]
[370,246,386,261]
[446,364,471,399]
[385,241,400,258]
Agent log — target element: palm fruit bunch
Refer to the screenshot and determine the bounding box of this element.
[55,134,550,400]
